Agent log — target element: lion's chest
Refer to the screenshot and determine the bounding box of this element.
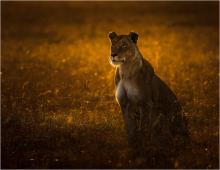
[116,79,142,103]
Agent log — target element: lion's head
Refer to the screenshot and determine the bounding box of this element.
[109,32,139,66]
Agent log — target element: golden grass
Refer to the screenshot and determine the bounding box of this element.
[1,2,219,169]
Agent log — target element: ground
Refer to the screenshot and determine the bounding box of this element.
[1,1,219,169]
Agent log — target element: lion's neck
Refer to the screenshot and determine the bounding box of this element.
[119,47,143,79]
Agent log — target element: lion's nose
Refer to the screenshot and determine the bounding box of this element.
[111,53,117,58]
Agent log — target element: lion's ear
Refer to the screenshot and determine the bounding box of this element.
[129,32,139,44]
[109,32,117,40]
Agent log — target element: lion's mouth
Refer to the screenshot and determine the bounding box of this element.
[110,58,125,65]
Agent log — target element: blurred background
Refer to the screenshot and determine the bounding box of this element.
[1,1,219,168]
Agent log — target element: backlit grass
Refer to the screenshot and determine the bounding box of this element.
[1,2,219,168]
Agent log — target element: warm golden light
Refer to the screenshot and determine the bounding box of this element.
[1,1,219,169]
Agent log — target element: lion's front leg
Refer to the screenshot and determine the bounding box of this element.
[131,101,154,135]
[122,103,149,157]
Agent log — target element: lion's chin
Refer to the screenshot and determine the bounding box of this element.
[110,59,125,66]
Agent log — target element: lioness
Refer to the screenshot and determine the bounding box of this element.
[109,32,189,166]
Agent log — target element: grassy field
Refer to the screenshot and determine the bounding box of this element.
[1,1,219,168]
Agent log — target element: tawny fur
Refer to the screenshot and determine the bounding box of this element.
[109,32,189,157]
